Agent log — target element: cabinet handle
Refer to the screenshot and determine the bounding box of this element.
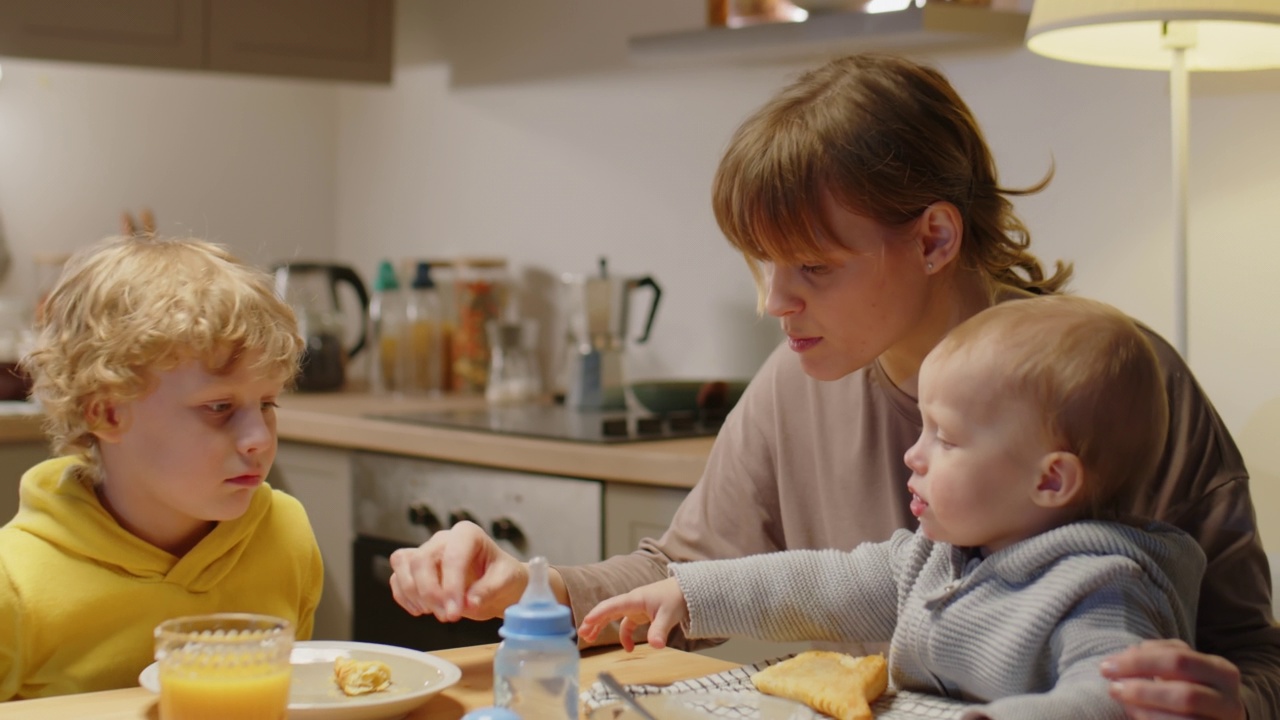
[491,517,527,552]
[408,503,442,533]
[448,509,477,527]
[372,554,394,586]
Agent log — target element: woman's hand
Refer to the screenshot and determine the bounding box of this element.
[388,520,530,622]
[578,578,688,652]
[1102,640,1245,719]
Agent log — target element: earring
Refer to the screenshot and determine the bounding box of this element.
[926,262,934,272]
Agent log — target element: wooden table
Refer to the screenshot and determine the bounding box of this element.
[3,643,741,720]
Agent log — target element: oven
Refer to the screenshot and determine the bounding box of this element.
[351,451,603,651]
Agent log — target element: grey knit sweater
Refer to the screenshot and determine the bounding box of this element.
[671,521,1204,720]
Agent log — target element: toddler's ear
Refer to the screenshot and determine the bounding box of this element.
[1031,451,1084,509]
[85,398,129,443]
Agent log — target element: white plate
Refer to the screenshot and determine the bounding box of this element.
[139,640,463,720]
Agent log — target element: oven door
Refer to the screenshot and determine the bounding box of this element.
[353,534,503,650]
[350,451,603,652]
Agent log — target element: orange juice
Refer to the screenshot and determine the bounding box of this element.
[154,614,294,720]
[159,666,291,720]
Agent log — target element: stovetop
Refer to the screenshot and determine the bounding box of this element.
[369,404,728,444]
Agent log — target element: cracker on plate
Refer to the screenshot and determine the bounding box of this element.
[334,656,392,696]
[751,650,888,720]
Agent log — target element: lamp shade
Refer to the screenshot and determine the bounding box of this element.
[1026,0,1280,71]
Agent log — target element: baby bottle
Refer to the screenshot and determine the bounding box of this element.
[493,556,579,720]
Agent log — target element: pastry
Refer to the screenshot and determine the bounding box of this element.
[333,656,392,696]
[751,650,888,720]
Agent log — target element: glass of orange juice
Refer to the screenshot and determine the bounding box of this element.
[154,613,294,720]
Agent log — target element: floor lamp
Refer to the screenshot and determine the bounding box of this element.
[1025,0,1280,359]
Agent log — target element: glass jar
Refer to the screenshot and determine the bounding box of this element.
[485,319,541,405]
[452,258,509,394]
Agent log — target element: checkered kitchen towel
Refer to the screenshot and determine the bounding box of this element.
[581,655,972,720]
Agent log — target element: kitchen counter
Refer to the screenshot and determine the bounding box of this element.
[0,403,47,444]
[0,393,715,489]
[276,392,714,489]
[2,642,741,720]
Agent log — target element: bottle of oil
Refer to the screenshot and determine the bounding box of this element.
[404,262,443,394]
[493,557,579,720]
[368,260,406,394]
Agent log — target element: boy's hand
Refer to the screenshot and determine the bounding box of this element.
[578,577,687,652]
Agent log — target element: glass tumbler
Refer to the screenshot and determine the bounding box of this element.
[154,613,294,720]
[485,319,542,405]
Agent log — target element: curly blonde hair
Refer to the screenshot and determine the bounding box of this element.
[713,53,1072,299]
[22,235,304,476]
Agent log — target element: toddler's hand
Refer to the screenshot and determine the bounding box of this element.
[577,577,687,652]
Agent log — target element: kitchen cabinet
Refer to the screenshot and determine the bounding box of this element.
[603,482,689,558]
[0,0,204,71]
[268,441,354,641]
[0,440,51,525]
[0,0,392,83]
[206,0,392,82]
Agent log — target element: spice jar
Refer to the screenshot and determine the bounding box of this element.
[451,258,509,394]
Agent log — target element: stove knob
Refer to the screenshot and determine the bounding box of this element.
[448,509,478,527]
[491,517,528,552]
[408,503,442,534]
[667,411,698,432]
[601,417,629,438]
[636,416,664,436]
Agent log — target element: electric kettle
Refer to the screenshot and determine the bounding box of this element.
[272,262,370,392]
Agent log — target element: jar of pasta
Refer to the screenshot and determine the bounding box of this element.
[452,258,509,394]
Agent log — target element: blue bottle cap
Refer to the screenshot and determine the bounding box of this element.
[462,707,522,720]
[500,556,574,639]
[411,262,436,290]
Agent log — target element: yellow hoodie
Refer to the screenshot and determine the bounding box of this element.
[0,456,323,701]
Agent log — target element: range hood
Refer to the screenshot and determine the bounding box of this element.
[628,2,1030,65]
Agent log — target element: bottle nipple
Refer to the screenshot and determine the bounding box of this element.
[500,556,573,638]
[522,556,555,605]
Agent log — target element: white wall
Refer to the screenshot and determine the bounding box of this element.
[334,2,1280,544]
[0,57,340,308]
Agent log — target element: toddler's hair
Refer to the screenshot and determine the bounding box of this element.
[23,235,303,477]
[933,295,1168,520]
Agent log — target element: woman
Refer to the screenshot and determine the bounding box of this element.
[389,54,1275,720]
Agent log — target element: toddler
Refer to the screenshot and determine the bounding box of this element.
[580,295,1205,720]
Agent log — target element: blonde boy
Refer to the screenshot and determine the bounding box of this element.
[0,235,323,701]
[581,296,1206,720]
